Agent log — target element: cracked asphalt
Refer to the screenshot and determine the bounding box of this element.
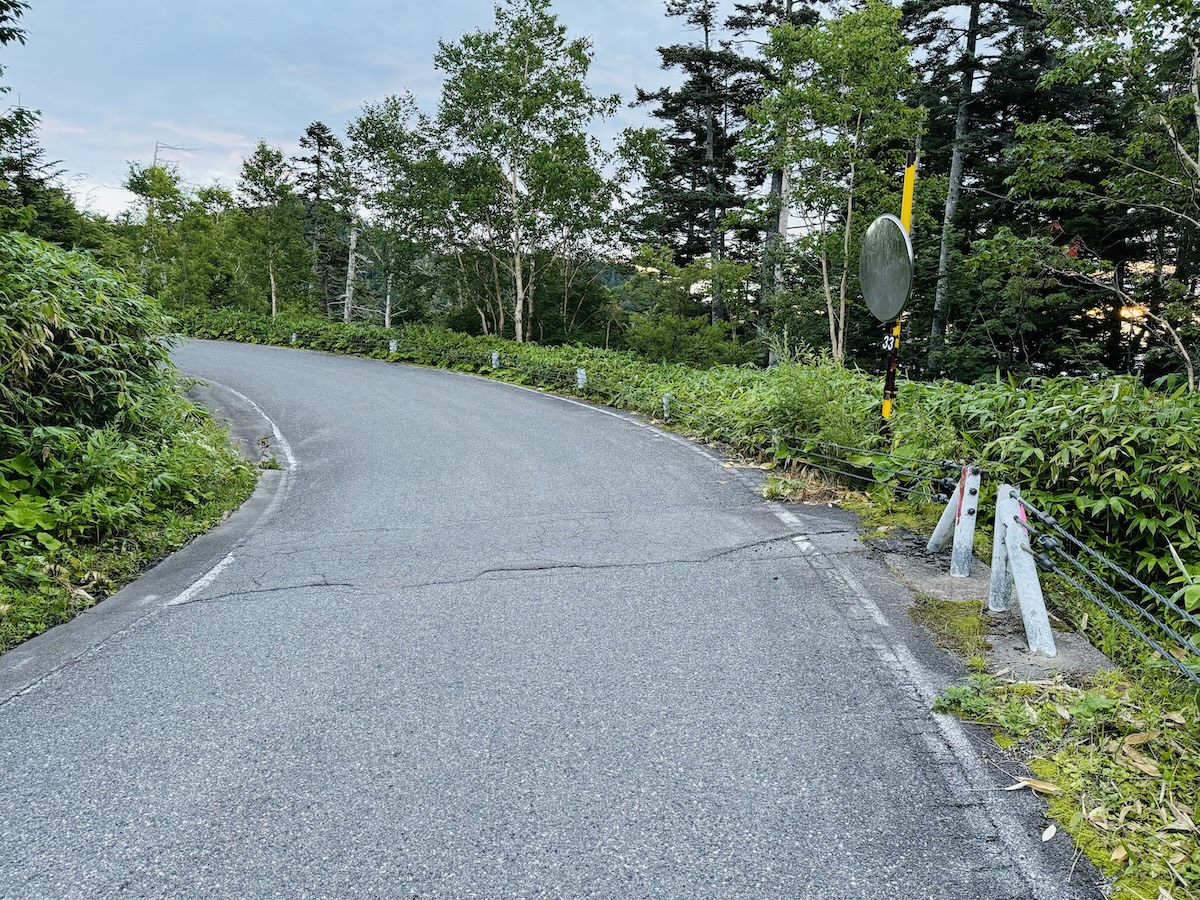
[0,340,1103,899]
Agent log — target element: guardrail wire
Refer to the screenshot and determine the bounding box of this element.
[1016,496,1200,685]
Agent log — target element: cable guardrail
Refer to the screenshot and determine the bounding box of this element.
[1011,493,1200,684]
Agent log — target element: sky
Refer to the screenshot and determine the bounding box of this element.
[3,1,688,217]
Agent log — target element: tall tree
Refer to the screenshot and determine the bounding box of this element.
[347,93,444,327]
[292,121,356,316]
[726,1,818,307]
[435,0,617,342]
[747,0,922,361]
[1003,0,1199,383]
[237,141,309,318]
[633,0,766,321]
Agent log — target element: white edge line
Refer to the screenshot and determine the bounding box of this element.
[434,367,724,464]
[166,554,235,606]
[164,380,298,609]
[222,385,298,470]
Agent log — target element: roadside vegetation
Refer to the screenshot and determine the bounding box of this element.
[0,232,256,652]
[180,308,1200,603]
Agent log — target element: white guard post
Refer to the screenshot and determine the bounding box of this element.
[926,466,982,577]
[576,368,587,391]
[491,351,500,368]
[988,484,1057,657]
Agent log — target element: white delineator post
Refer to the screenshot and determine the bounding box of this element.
[988,484,1057,657]
[926,466,982,577]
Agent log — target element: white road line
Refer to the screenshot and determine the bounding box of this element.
[223,385,298,470]
[165,380,297,609]
[166,554,235,606]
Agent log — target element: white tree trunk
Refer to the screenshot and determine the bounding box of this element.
[343,224,358,324]
[268,257,278,319]
[384,271,393,329]
[929,0,980,371]
[513,245,525,343]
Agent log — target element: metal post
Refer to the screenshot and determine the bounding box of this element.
[988,487,1013,612]
[290,332,297,345]
[881,320,902,426]
[926,465,981,577]
[950,467,981,577]
[881,146,919,429]
[988,484,1057,657]
[388,339,398,354]
[576,368,587,391]
[662,394,671,419]
[491,351,500,368]
[927,470,964,554]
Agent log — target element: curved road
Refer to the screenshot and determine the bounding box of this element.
[0,341,1099,899]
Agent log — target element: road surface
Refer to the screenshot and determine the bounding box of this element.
[0,340,1101,899]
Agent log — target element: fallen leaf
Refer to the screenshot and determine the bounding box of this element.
[1122,731,1159,747]
[1164,711,1187,726]
[1042,823,1057,842]
[1055,705,1072,722]
[1160,818,1196,834]
[1157,888,1173,900]
[1086,807,1109,829]
[1169,798,1194,817]
[1118,748,1161,778]
[1005,777,1062,795]
[1111,845,1128,863]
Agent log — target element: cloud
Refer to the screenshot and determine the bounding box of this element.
[8,0,693,218]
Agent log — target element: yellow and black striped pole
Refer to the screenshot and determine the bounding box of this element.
[882,148,918,427]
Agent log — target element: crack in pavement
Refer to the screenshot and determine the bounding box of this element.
[170,531,844,606]
[237,503,840,554]
[384,531,846,591]
[169,580,357,608]
[232,528,857,565]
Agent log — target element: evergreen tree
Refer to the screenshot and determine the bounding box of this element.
[632,0,766,322]
[292,122,356,316]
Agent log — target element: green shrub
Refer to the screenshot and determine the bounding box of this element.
[0,234,255,651]
[0,230,176,452]
[893,376,1200,588]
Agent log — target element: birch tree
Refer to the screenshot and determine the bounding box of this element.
[237,141,308,318]
[434,0,617,342]
[747,0,922,361]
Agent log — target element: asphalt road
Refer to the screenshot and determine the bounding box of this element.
[0,340,1102,899]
